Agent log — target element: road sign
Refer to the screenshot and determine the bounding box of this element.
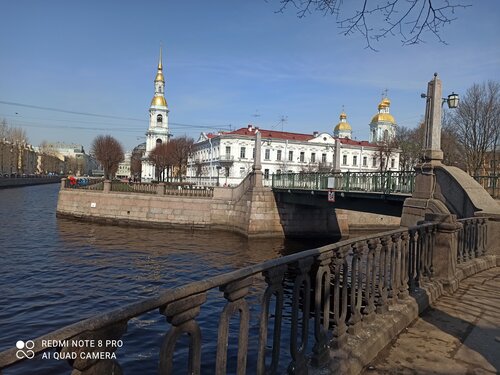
[328,189,335,202]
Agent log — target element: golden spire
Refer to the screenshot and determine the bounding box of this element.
[154,44,165,83]
[158,44,163,71]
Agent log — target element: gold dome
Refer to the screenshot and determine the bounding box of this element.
[370,113,395,124]
[335,121,352,131]
[151,95,167,107]
[382,97,391,106]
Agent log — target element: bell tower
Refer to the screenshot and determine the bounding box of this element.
[141,46,170,181]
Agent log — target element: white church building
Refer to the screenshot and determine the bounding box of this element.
[141,47,170,182]
[187,99,400,186]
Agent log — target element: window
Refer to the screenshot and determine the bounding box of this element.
[156,138,162,145]
[276,169,281,175]
[311,153,316,163]
[157,114,163,123]
[353,155,357,166]
[265,149,270,160]
[382,158,386,168]
[363,156,367,167]
[372,157,377,167]
[288,151,293,162]
[277,150,282,161]
[240,167,246,177]
[391,158,395,168]
[342,155,347,165]
[300,152,305,162]
[322,153,327,163]
[252,148,255,159]
[240,147,246,159]
[264,169,269,179]
[225,146,231,159]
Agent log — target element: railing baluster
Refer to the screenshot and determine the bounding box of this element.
[287,258,313,375]
[330,245,349,350]
[398,232,410,299]
[257,265,286,375]
[216,277,253,375]
[159,293,206,375]
[376,236,389,313]
[312,251,333,368]
[389,233,401,304]
[348,242,364,334]
[363,239,377,320]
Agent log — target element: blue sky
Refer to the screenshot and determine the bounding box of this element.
[1,0,499,152]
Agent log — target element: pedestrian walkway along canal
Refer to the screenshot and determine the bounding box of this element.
[363,267,500,374]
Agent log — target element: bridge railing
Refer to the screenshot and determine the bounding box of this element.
[272,171,415,194]
[6,216,486,374]
[457,217,488,263]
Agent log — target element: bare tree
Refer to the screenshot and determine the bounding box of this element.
[395,124,423,171]
[450,81,500,175]
[147,143,171,181]
[277,0,470,50]
[168,136,195,181]
[91,135,124,179]
[0,118,29,143]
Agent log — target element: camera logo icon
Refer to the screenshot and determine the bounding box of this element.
[15,340,35,359]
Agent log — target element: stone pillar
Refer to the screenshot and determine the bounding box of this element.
[60,177,67,190]
[425,213,462,292]
[252,131,263,187]
[423,73,444,163]
[333,138,341,172]
[157,182,165,195]
[103,179,111,193]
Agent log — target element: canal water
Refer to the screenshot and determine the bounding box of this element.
[0,184,338,374]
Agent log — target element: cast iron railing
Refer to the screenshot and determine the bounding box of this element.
[271,171,415,194]
[0,218,489,374]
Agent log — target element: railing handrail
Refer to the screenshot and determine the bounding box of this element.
[0,221,436,369]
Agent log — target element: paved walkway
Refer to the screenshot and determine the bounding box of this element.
[363,267,500,375]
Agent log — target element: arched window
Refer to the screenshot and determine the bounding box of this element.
[383,129,389,141]
[157,114,163,123]
[156,139,162,146]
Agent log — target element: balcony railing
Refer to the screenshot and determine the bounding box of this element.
[2,217,489,374]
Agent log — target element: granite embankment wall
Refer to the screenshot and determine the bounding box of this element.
[0,177,61,188]
[56,175,287,237]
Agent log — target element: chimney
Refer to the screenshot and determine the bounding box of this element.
[247,124,253,131]
[313,131,319,137]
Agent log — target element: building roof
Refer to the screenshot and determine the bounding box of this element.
[221,126,315,142]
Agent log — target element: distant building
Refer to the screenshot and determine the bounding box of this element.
[188,103,401,186]
[116,152,132,179]
[141,47,170,182]
[39,142,97,176]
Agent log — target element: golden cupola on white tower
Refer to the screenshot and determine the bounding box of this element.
[333,111,352,139]
[141,46,171,182]
[369,97,397,143]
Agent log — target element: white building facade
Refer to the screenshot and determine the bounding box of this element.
[141,47,170,182]
[188,106,400,187]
